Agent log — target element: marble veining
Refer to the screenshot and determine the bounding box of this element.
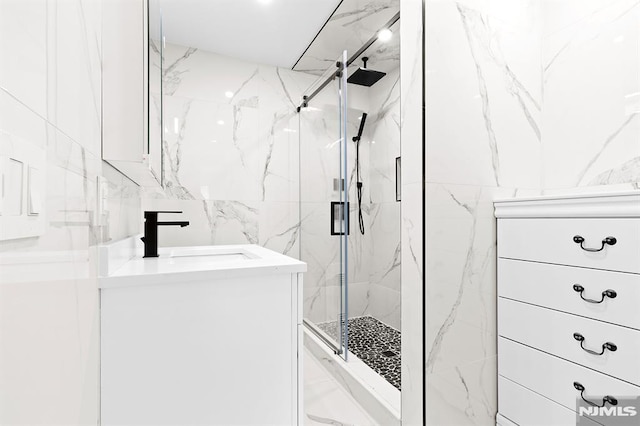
[163,47,198,96]
[425,1,639,424]
[427,188,481,372]
[588,156,640,186]
[293,0,400,76]
[575,113,639,186]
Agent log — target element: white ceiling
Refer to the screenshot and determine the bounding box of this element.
[158,0,342,68]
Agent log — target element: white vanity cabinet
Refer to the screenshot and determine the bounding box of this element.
[102,0,162,186]
[495,192,640,426]
[98,243,305,425]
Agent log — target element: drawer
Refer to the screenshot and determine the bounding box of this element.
[497,218,640,274]
[496,414,517,426]
[499,337,640,422]
[498,376,601,426]
[499,259,640,330]
[499,298,640,386]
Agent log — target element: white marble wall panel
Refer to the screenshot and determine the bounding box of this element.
[0,3,140,424]
[47,0,103,158]
[366,67,401,329]
[101,163,142,243]
[542,0,640,189]
[426,0,543,190]
[0,92,123,424]
[146,43,315,252]
[0,0,48,118]
[400,0,425,423]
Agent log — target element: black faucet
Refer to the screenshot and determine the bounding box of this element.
[141,211,190,258]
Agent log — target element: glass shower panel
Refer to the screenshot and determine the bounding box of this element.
[300,52,349,358]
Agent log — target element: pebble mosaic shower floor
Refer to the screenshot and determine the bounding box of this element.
[317,316,401,390]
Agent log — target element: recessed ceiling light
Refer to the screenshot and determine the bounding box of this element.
[257,0,272,4]
[378,28,393,42]
[283,128,297,133]
[217,120,225,125]
[225,91,234,98]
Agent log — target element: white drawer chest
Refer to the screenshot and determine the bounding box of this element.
[494,192,640,426]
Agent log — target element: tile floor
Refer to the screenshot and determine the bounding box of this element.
[317,316,401,390]
[304,348,379,425]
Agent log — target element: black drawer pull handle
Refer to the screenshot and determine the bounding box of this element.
[573,235,617,252]
[572,285,617,303]
[573,332,617,355]
[573,382,618,407]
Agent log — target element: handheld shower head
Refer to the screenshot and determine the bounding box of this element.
[353,113,368,143]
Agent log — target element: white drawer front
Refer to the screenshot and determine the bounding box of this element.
[499,298,640,386]
[498,218,640,274]
[499,376,602,426]
[499,259,640,330]
[496,414,518,426]
[499,337,640,418]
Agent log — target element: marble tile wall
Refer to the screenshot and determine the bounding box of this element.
[0,0,140,424]
[399,0,425,423]
[424,0,639,424]
[144,43,312,254]
[365,67,402,330]
[541,0,640,189]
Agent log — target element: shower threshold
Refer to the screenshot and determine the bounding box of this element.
[318,316,401,390]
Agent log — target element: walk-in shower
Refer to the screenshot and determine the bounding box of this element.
[298,21,402,395]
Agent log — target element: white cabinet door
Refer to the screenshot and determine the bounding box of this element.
[102,0,161,187]
[101,273,297,425]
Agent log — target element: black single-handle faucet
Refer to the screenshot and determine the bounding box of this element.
[142,211,190,258]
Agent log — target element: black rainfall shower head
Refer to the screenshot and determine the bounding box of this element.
[347,57,386,87]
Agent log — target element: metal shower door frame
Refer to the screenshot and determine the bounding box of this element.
[338,49,349,361]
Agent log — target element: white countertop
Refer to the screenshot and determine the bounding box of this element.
[98,243,306,289]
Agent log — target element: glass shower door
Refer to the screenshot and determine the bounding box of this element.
[300,51,350,359]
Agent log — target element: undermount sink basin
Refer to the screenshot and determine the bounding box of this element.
[167,246,258,262]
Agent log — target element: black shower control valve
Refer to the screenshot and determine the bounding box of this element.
[572,284,617,303]
[357,182,363,189]
[573,235,617,252]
